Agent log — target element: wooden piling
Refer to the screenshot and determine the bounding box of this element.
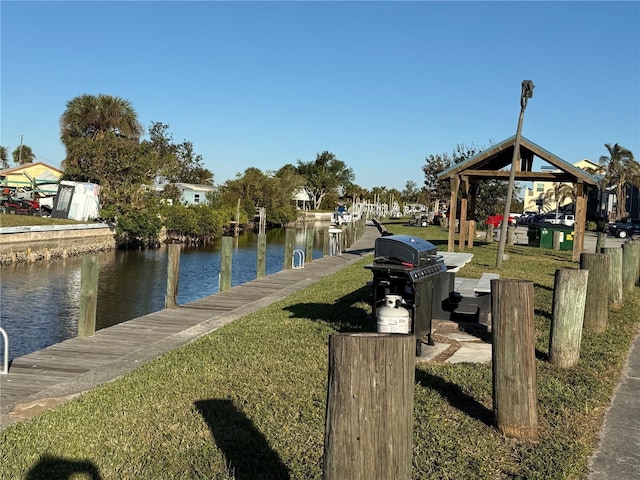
[165,244,180,309]
[507,224,516,245]
[322,227,329,256]
[78,255,99,337]
[622,240,640,293]
[552,230,563,250]
[220,236,233,291]
[284,228,295,270]
[492,279,538,440]
[549,269,588,367]
[305,228,314,264]
[486,223,494,243]
[595,232,606,253]
[323,333,414,480]
[340,225,347,250]
[602,247,623,308]
[580,253,610,333]
[257,233,266,278]
[467,219,476,248]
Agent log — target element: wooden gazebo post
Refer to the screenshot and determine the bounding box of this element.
[458,176,469,251]
[447,176,460,252]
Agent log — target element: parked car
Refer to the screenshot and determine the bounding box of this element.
[548,214,575,227]
[607,218,640,238]
[486,214,517,228]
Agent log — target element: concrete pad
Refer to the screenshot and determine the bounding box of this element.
[446,342,492,364]
[439,331,483,343]
[416,342,449,362]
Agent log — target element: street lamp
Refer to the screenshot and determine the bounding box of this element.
[496,80,535,268]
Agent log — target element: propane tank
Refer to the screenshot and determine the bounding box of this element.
[377,294,410,334]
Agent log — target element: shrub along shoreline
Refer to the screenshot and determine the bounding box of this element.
[1,223,638,479]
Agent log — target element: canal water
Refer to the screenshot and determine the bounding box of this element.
[0,227,325,361]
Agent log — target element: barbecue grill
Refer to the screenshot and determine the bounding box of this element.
[365,235,446,355]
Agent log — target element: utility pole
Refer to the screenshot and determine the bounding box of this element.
[496,80,535,268]
[18,134,23,164]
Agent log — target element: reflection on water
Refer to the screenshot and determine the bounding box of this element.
[0,228,323,360]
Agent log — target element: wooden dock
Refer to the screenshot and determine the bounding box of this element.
[1,227,380,429]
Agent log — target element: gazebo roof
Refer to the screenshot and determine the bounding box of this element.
[436,135,600,187]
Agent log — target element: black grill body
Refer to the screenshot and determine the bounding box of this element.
[365,235,446,355]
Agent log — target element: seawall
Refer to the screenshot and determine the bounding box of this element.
[0,224,116,264]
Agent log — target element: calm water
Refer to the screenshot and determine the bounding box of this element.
[0,227,324,361]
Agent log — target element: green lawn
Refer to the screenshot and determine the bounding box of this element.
[1,221,638,479]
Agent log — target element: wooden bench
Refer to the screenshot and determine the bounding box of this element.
[474,273,500,326]
[474,273,500,295]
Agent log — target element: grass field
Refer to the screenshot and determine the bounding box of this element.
[0,213,86,228]
[1,220,638,479]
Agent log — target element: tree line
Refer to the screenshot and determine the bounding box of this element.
[1,94,416,247]
[4,94,635,246]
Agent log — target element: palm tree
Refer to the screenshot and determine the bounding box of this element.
[543,182,576,218]
[60,94,143,142]
[0,146,9,169]
[59,94,144,184]
[599,143,638,220]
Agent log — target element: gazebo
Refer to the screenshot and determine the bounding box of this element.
[436,135,600,261]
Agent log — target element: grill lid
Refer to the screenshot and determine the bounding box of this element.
[374,235,438,267]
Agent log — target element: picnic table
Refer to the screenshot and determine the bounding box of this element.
[438,252,474,273]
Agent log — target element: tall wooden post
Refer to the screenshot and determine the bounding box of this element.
[219,236,233,291]
[257,233,267,278]
[165,244,180,309]
[284,228,295,270]
[305,228,314,264]
[447,176,460,252]
[602,247,623,308]
[580,253,610,333]
[549,269,588,368]
[492,279,538,440]
[572,195,587,262]
[235,198,241,237]
[78,255,99,337]
[323,333,414,480]
[622,240,640,293]
[552,230,562,250]
[459,197,468,251]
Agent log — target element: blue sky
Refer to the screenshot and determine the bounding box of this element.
[1,1,639,192]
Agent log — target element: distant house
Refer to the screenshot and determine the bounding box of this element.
[523,158,603,213]
[0,162,63,197]
[292,186,312,210]
[171,183,216,205]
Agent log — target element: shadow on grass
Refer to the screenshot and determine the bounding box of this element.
[534,308,553,321]
[415,369,494,427]
[195,399,290,480]
[283,286,376,332]
[25,454,103,479]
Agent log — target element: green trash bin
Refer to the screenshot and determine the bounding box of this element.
[538,225,552,248]
[558,227,574,251]
[539,225,574,250]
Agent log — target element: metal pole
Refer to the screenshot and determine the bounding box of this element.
[496,81,534,268]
